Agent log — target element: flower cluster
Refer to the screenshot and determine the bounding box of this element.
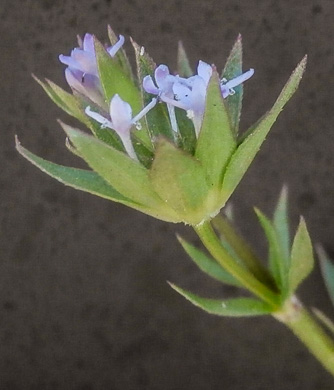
[17,26,305,225]
[59,32,253,160]
[143,61,254,137]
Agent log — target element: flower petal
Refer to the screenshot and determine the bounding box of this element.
[82,33,95,53]
[197,60,212,84]
[143,75,159,95]
[107,35,125,57]
[109,94,133,135]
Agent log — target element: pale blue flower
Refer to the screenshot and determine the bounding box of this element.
[144,60,254,137]
[143,65,180,133]
[59,34,125,106]
[85,95,157,160]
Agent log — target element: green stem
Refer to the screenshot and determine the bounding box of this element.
[194,221,279,307]
[274,297,334,376]
[212,214,276,289]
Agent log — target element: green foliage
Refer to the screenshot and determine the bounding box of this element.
[273,186,290,262]
[195,70,236,189]
[20,31,307,229]
[169,283,273,316]
[131,39,175,143]
[222,34,243,135]
[255,190,314,299]
[177,41,193,77]
[318,246,334,307]
[255,208,288,293]
[288,218,314,295]
[149,139,211,225]
[94,37,152,150]
[221,56,307,205]
[33,76,124,150]
[313,308,334,335]
[177,235,242,287]
[62,123,163,208]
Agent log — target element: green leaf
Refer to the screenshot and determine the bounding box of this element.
[62,123,168,211]
[177,235,242,287]
[131,39,175,142]
[16,138,128,202]
[34,75,124,150]
[131,132,155,168]
[16,138,181,221]
[222,34,243,135]
[195,70,236,190]
[317,246,334,309]
[289,218,314,294]
[149,139,210,225]
[212,215,275,288]
[34,76,89,124]
[221,56,307,203]
[94,38,140,110]
[177,41,193,77]
[169,283,273,316]
[175,108,197,155]
[94,38,151,150]
[273,186,290,263]
[312,308,334,336]
[255,208,287,292]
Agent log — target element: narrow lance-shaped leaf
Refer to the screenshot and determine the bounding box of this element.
[34,76,124,150]
[169,283,273,316]
[273,186,290,264]
[94,38,152,150]
[94,38,141,110]
[177,235,242,287]
[16,138,179,221]
[221,56,307,203]
[34,76,89,124]
[312,308,334,336]
[131,39,175,142]
[317,245,334,307]
[175,108,197,155]
[62,123,172,212]
[255,208,287,293]
[289,218,314,295]
[177,41,193,77]
[149,139,210,225]
[175,42,197,153]
[212,215,275,288]
[16,138,128,203]
[195,70,236,190]
[222,34,243,135]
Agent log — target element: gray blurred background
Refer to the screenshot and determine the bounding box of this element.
[2,0,334,388]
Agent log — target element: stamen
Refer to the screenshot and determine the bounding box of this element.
[132,98,157,123]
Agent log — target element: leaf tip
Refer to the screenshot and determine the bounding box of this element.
[175,233,183,244]
[316,243,329,269]
[15,135,23,155]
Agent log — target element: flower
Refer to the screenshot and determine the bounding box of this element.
[144,60,254,137]
[59,33,125,106]
[85,94,157,160]
[143,65,180,133]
